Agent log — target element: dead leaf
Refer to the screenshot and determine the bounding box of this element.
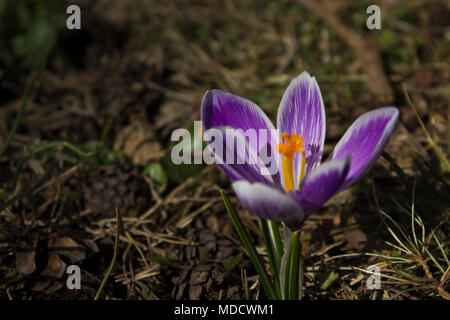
[48,236,85,263]
[113,120,163,165]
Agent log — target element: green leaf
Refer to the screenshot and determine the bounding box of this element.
[142,162,167,187]
[13,19,57,68]
[268,220,283,264]
[79,141,120,164]
[220,190,277,300]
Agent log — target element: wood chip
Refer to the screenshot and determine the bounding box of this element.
[15,237,38,276]
[42,254,67,279]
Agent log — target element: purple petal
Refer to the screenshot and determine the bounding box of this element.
[232,181,305,221]
[286,158,351,230]
[329,107,399,190]
[277,71,326,187]
[201,90,276,153]
[205,126,281,187]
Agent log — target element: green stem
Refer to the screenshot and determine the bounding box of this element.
[283,244,292,299]
[261,220,282,299]
[298,243,304,300]
[20,140,97,165]
[268,220,283,264]
[287,231,300,300]
[221,190,277,300]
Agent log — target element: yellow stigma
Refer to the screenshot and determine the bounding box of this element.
[275,133,306,193]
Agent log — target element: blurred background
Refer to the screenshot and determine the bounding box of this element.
[0,0,449,300]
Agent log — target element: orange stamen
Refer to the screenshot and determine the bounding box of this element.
[275,133,306,192]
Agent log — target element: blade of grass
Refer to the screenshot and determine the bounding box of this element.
[94,206,122,300]
[220,190,277,300]
[379,210,417,253]
[385,240,412,255]
[20,140,98,165]
[148,255,185,269]
[0,66,43,157]
[382,152,407,182]
[0,192,26,211]
[431,230,449,267]
[403,83,450,172]
[352,266,416,284]
[423,246,445,274]
[411,176,419,249]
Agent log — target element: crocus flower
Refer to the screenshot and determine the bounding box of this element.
[201,71,399,230]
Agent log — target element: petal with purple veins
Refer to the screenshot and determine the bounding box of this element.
[201,89,277,153]
[205,126,281,187]
[277,71,326,187]
[232,181,305,221]
[329,107,399,190]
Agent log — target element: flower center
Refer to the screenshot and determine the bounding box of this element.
[275,133,306,193]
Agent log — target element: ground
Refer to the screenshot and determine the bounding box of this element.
[0,0,449,300]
